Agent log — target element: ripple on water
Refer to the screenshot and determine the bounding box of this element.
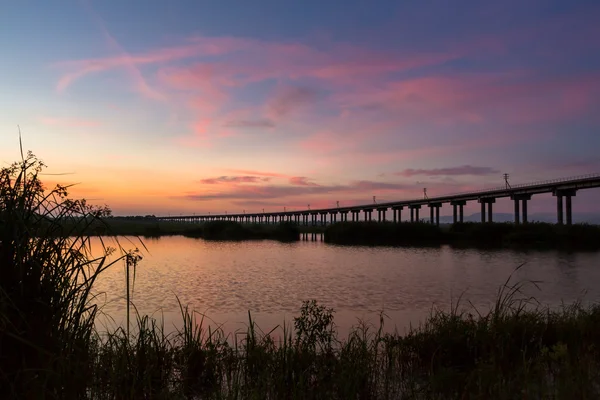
[91,236,600,333]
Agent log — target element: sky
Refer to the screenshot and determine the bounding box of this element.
[1,0,599,217]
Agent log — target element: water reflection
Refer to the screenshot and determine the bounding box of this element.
[92,236,600,335]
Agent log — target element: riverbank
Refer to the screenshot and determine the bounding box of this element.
[324,221,600,251]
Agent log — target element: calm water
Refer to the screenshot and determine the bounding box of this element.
[92,236,600,335]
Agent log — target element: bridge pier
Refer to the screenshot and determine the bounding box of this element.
[450,200,466,223]
[340,211,348,222]
[511,194,532,224]
[409,205,421,222]
[553,189,576,225]
[377,207,388,222]
[364,208,373,222]
[392,206,402,223]
[479,198,495,223]
[428,203,442,226]
[330,211,338,223]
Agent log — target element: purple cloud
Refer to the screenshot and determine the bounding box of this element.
[268,86,319,117]
[397,165,500,177]
[223,119,276,128]
[183,180,411,201]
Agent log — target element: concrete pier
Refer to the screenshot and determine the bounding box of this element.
[409,205,421,222]
[330,211,338,223]
[377,207,388,222]
[450,200,466,223]
[478,198,496,223]
[428,203,442,226]
[392,206,402,223]
[511,194,532,224]
[553,189,576,225]
[340,211,348,222]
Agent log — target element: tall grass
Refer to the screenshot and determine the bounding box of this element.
[2,153,600,399]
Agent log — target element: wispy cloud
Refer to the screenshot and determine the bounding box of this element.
[289,176,319,186]
[397,165,500,177]
[183,180,411,201]
[225,169,289,178]
[199,176,270,184]
[62,0,164,100]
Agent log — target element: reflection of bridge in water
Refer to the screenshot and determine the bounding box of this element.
[159,174,600,226]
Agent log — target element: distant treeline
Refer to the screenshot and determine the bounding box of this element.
[54,217,600,250]
[324,222,600,251]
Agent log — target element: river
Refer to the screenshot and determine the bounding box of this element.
[92,235,600,336]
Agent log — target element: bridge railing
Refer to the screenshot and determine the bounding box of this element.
[161,173,600,218]
[425,172,600,200]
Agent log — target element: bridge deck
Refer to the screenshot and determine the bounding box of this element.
[158,173,600,219]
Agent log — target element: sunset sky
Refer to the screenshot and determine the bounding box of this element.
[1,0,599,216]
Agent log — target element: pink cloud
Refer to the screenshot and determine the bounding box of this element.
[289,176,319,186]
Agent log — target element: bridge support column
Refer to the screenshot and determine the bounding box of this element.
[428,203,442,226]
[364,209,373,222]
[554,189,576,225]
[511,194,532,224]
[450,201,466,224]
[392,206,402,223]
[480,201,486,223]
[478,198,495,223]
[409,205,421,222]
[377,208,387,222]
[340,211,348,222]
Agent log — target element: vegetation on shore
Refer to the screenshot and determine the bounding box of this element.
[60,216,302,241]
[325,221,600,250]
[3,153,600,398]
